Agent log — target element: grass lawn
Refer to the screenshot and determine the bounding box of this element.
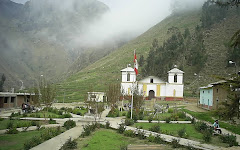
[0,119,45,130]
[76,129,173,150]
[143,113,172,120]
[134,123,227,147]
[134,123,202,141]
[182,109,240,135]
[0,130,41,150]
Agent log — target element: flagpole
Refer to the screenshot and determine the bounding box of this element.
[131,85,133,119]
[131,49,137,120]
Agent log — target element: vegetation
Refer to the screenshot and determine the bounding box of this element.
[0,74,6,92]
[0,130,42,150]
[182,109,240,135]
[76,129,170,150]
[63,120,76,130]
[106,84,121,109]
[134,123,202,140]
[60,138,77,150]
[0,119,41,130]
[24,127,64,150]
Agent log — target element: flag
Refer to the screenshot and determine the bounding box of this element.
[134,50,138,75]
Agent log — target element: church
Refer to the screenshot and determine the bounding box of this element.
[120,65,184,101]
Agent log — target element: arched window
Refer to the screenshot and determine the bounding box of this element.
[150,78,153,83]
[174,74,177,83]
[127,73,130,81]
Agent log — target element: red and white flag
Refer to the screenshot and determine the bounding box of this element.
[134,50,138,75]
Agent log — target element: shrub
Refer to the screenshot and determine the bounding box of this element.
[125,119,134,126]
[203,130,212,142]
[58,110,63,115]
[177,111,186,119]
[49,118,57,124]
[120,143,128,150]
[81,124,91,137]
[64,120,76,130]
[123,130,135,137]
[24,136,42,150]
[219,134,239,147]
[0,118,4,121]
[194,122,208,132]
[7,121,14,129]
[170,114,179,121]
[185,116,192,121]
[149,124,160,133]
[171,138,180,148]
[41,127,62,141]
[148,134,155,142]
[36,113,41,118]
[165,117,171,123]
[23,113,27,117]
[148,115,153,123]
[63,113,72,118]
[106,121,110,129]
[178,128,186,138]
[6,128,19,134]
[154,135,165,144]
[60,138,77,150]
[67,108,73,113]
[191,117,195,124]
[117,123,126,134]
[107,108,120,117]
[122,112,126,116]
[133,114,138,122]
[137,129,146,139]
[168,108,173,113]
[139,110,144,120]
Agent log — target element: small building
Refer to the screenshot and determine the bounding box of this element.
[87,92,106,102]
[199,80,227,110]
[0,92,34,109]
[121,65,184,101]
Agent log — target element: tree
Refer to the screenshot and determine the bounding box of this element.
[30,87,41,107]
[39,78,56,110]
[132,85,144,113]
[138,55,144,67]
[106,84,121,109]
[0,74,6,92]
[214,0,240,49]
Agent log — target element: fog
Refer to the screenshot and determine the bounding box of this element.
[9,0,206,48]
[78,0,172,46]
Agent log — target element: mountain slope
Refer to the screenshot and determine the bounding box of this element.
[0,0,109,90]
[56,8,240,102]
[56,10,202,102]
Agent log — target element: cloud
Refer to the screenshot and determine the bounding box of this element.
[76,0,172,46]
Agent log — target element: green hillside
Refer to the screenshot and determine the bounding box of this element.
[56,7,240,102]
[56,10,203,102]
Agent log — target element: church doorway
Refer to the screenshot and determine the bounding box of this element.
[148,90,155,100]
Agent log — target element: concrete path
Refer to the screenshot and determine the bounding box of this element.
[30,109,111,150]
[106,119,220,150]
[31,125,86,150]
[137,120,191,124]
[185,112,240,144]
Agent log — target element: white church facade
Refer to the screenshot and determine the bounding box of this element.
[121,66,184,101]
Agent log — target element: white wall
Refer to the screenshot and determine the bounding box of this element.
[121,82,134,95]
[122,72,136,82]
[166,84,184,97]
[168,73,183,84]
